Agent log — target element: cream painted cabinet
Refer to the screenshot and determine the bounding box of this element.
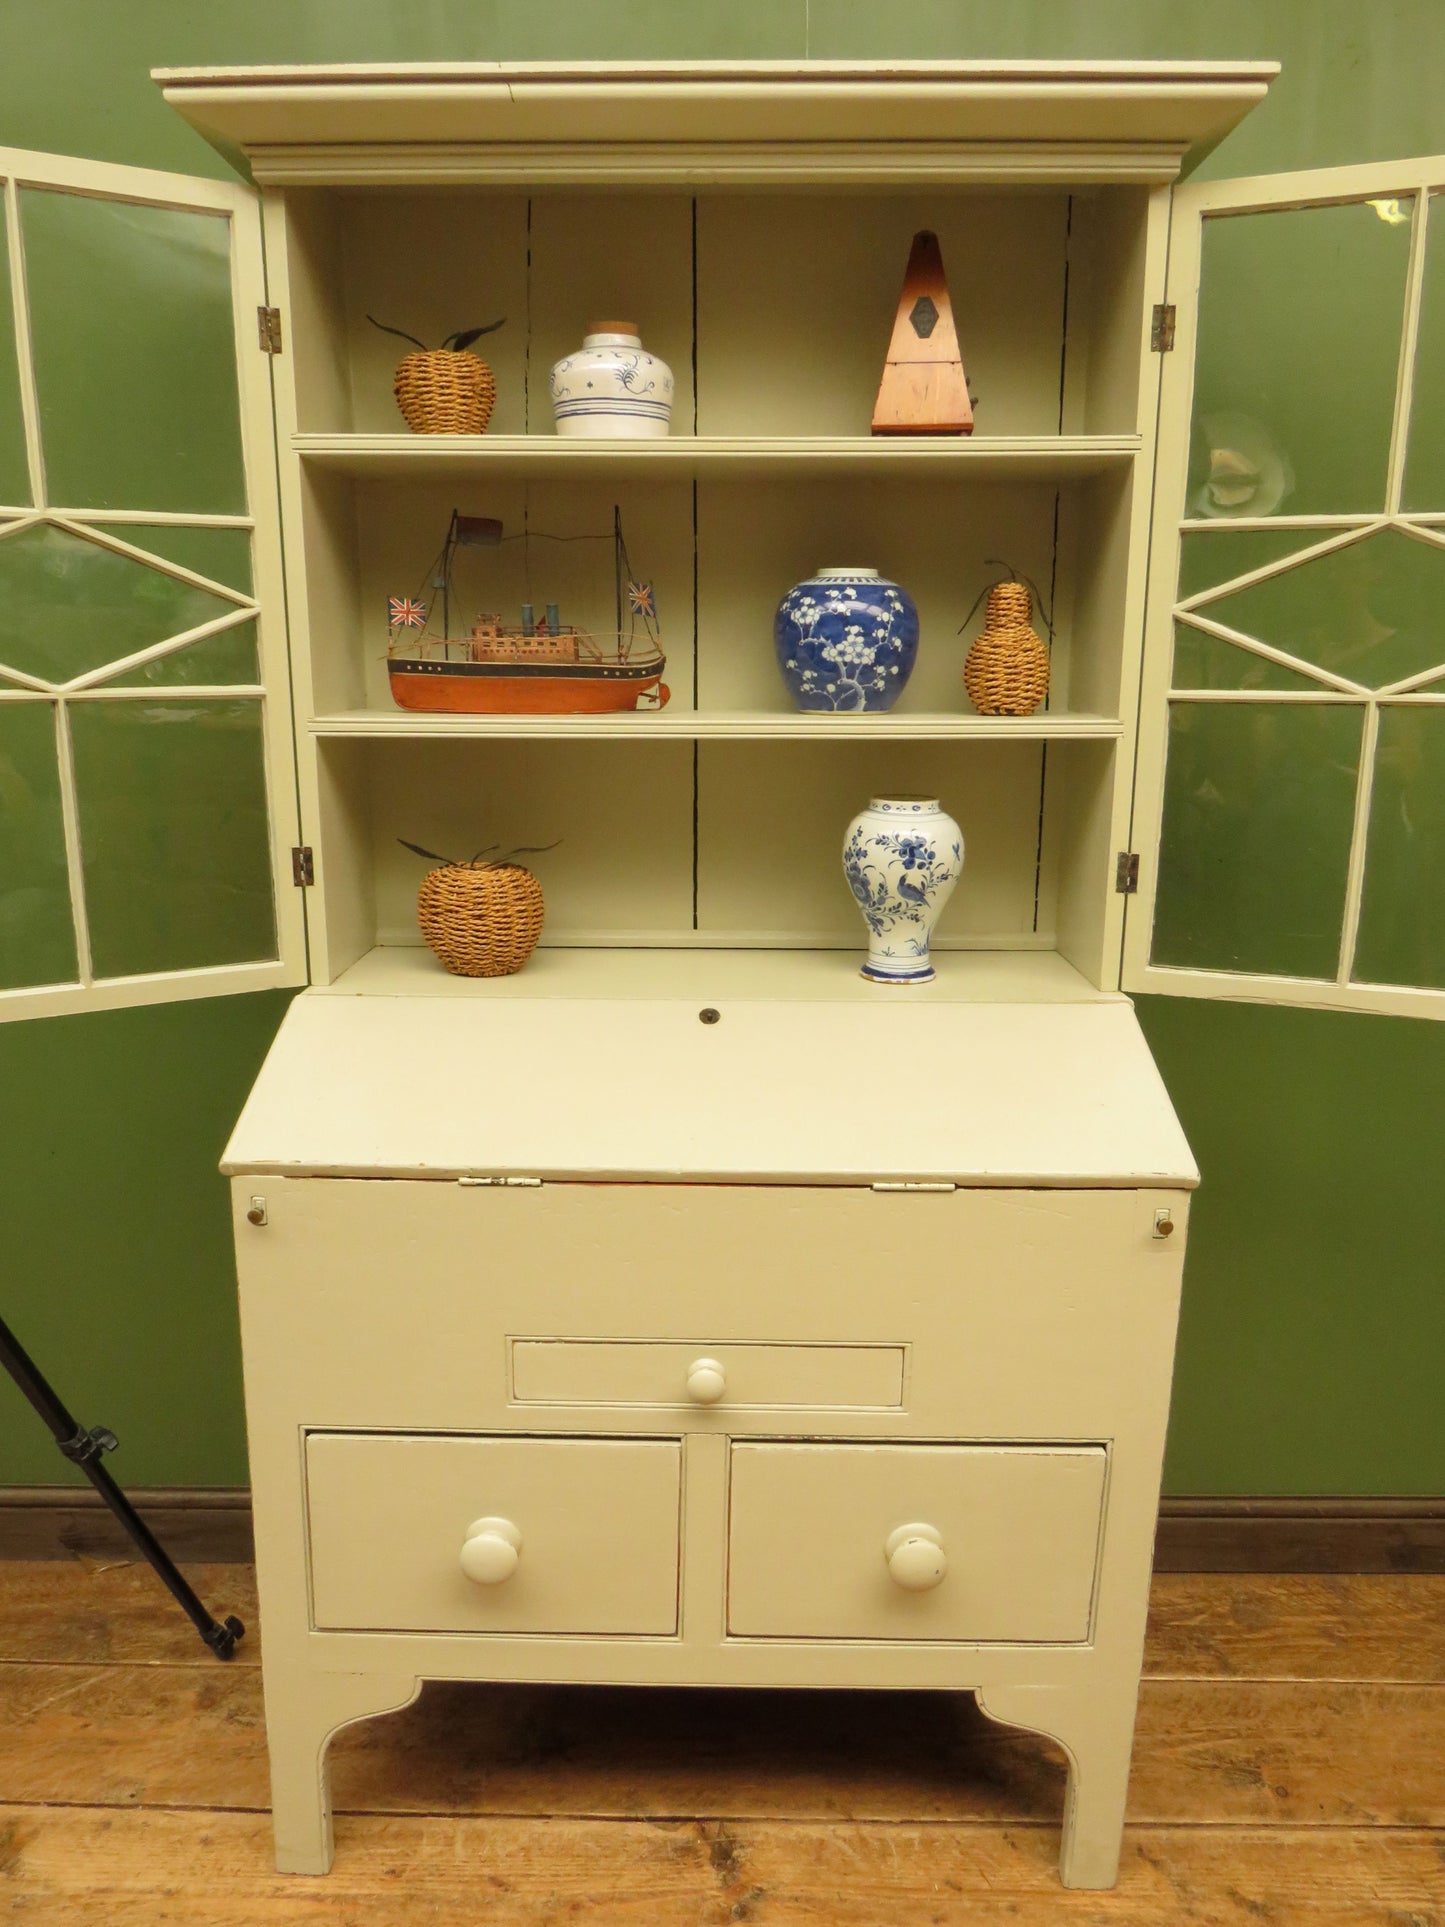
[162,60,1271,1891]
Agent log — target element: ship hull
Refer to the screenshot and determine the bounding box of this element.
[388,657,668,716]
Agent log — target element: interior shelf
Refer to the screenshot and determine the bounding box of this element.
[293,434,1141,481]
[273,162,1163,998]
[320,943,1121,1005]
[309,709,1124,741]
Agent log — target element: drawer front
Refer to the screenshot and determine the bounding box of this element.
[307,1433,681,1635]
[512,1340,904,1410]
[727,1442,1105,1642]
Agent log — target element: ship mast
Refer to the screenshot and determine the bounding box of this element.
[613,504,624,652]
[441,510,456,642]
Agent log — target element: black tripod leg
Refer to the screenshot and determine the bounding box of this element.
[0,1311,245,1660]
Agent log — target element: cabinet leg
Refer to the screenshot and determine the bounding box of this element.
[974,1681,1138,1889]
[264,1669,421,1874]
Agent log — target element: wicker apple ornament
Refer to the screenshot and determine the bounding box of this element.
[961,566,1051,717]
[400,838,556,977]
[368,316,506,434]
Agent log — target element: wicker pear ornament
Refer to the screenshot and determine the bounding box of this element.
[963,577,1051,717]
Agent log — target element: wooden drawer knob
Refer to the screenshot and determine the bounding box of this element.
[459,1515,522,1585]
[885,1521,947,1591]
[686,1357,727,1404]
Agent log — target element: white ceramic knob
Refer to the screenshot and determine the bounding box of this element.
[460,1515,522,1585]
[686,1357,727,1404]
[885,1521,947,1591]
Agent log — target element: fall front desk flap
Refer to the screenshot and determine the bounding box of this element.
[221,975,1196,1188]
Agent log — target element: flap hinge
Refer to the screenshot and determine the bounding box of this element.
[1116,851,1140,894]
[458,1175,544,1188]
[291,845,314,887]
[1150,303,1176,352]
[871,1180,956,1193]
[258,306,283,354]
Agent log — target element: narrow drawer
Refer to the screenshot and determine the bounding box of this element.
[512,1339,905,1410]
[727,1442,1105,1642]
[307,1433,681,1636]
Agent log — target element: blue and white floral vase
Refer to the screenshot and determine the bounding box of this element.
[843,796,963,984]
[774,567,919,712]
[550,323,673,437]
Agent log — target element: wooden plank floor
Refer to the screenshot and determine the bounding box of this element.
[0,1562,1441,1923]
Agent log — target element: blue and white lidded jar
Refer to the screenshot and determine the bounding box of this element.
[842,796,964,984]
[774,567,919,712]
[549,322,674,438]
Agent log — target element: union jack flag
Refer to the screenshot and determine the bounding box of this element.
[627,580,656,620]
[388,596,428,629]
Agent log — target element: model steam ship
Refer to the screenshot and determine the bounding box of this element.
[387,510,668,716]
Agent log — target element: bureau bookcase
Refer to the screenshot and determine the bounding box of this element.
[152,62,1267,1889]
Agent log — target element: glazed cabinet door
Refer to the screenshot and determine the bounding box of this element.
[0,145,304,1021]
[1127,152,1445,1020]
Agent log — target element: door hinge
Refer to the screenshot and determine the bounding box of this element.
[258,306,283,354]
[1116,851,1140,894]
[291,845,314,887]
[1150,303,1176,352]
[871,1180,956,1193]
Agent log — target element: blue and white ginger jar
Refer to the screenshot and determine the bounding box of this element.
[549,324,673,438]
[843,796,963,984]
[774,567,919,712]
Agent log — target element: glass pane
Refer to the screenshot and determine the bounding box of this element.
[102,620,258,687]
[1178,528,1334,600]
[0,217,30,507]
[0,522,237,685]
[1152,701,1363,978]
[1353,706,1445,988]
[21,189,246,514]
[118,524,252,595]
[1172,622,1321,691]
[1203,528,1445,689]
[1404,193,1445,511]
[0,701,76,988]
[1190,199,1413,517]
[69,699,276,977]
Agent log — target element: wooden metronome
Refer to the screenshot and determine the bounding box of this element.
[871,230,974,435]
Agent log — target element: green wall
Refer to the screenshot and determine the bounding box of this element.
[0,993,292,1484]
[2,1,1443,1494]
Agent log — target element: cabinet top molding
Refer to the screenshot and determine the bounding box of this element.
[154,60,1276,187]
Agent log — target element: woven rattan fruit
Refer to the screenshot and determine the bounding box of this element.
[368,316,506,435]
[964,579,1050,716]
[416,862,544,977]
[393,349,498,434]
